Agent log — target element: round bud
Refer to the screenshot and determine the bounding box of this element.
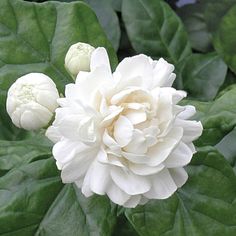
[6,73,59,130]
[65,42,95,77]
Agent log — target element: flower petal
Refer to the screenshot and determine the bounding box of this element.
[60,145,98,183]
[169,167,188,187]
[153,58,175,88]
[178,105,196,119]
[129,163,164,176]
[110,167,151,195]
[125,110,147,125]
[69,67,111,106]
[144,169,177,199]
[90,47,111,73]
[115,54,153,88]
[106,182,130,205]
[164,141,193,168]
[124,129,148,154]
[123,195,141,208]
[113,115,134,147]
[147,127,183,166]
[175,119,203,143]
[89,151,111,195]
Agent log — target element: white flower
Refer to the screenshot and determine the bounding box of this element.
[46,48,203,208]
[65,42,95,77]
[7,73,59,131]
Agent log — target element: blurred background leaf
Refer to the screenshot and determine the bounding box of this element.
[177,3,213,52]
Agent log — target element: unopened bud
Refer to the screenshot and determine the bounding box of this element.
[6,73,59,130]
[65,42,95,77]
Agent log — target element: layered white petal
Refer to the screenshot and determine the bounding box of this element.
[110,167,151,195]
[46,47,202,208]
[144,169,177,199]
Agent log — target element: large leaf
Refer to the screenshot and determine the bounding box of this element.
[83,0,121,51]
[125,147,236,236]
[180,52,227,101]
[213,4,236,74]
[203,0,236,34]
[0,149,117,235]
[122,0,192,64]
[0,0,117,140]
[0,133,51,176]
[178,3,212,52]
[24,0,121,50]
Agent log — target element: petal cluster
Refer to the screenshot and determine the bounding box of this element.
[46,48,202,207]
[7,73,59,130]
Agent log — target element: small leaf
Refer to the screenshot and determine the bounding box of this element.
[122,0,192,64]
[125,147,236,236]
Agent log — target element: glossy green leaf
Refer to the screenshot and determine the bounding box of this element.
[122,0,192,64]
[181,52,227,101]
[24,0,121,50]
[213,4,236,74]
[178,3,212,52]
[0,0,117,140]
[0,134,51,176]
[0,149,117,235]
[125,147,236,236]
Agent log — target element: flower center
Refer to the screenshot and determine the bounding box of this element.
[17,84,36,103]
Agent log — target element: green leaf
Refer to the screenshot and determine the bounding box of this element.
[112,214,139,236]
[83,0,121,51]
[204,0,236,34]
[122,0,192,64]
[216,127,236,173]
[0,0,117,140]
[0,150,117,235]
[181,85,236,147]
[24,0,121,50]
[125,147,236,236]
[178,3,212,52]
[111,0,122,12]
[213,4,236,74]
[0,134,51,176]
[180,52,227,101]
[218,70,236,93]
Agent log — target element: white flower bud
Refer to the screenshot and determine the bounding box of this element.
[65,42,95,76]
[6,73,59,131]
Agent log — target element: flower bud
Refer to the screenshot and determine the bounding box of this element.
[6,73,59,131]
[65,42,95,76]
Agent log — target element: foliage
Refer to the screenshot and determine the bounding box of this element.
[0,0,236,235]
